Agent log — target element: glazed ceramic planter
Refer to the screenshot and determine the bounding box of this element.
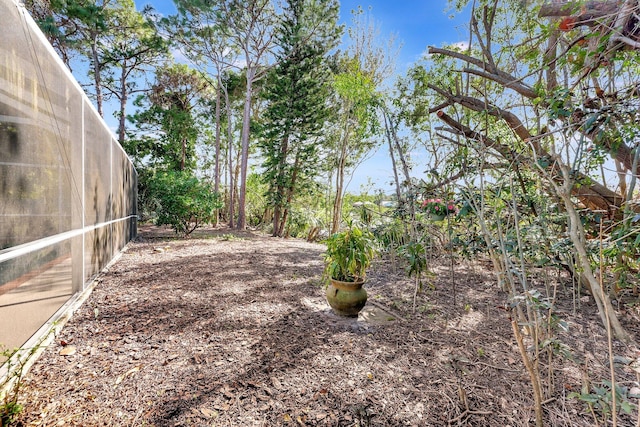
[326,278,367,317]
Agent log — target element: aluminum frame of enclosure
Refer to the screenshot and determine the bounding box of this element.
[0,0,137,354]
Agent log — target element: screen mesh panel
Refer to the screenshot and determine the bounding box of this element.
[0,0,137,353]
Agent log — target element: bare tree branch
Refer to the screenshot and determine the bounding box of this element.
[462,67,537,98]
[538,1,619,19]
[428,46,537,99]
[428,84,533,143]
[435,110,625,212]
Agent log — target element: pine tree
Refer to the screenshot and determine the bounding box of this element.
[258,0,341,237]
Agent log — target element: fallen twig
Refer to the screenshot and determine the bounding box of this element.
[448,409,493,424]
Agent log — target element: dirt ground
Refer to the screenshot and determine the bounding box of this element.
[11,225,640,426]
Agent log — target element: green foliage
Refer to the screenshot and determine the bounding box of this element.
[600,215,640,292]
[133,167,157,222]
[258,0,341,236]
[539,338,573,361]
[127,63,210,172]
[398,240,428,281]
[323,223,378,282]
[546,87,573,120]
[569,381,639,422]
[342,194,380,228]
[1,346,24,427]
[26,0,109,68]
[358,203,374,226]
[334,61,376,108]
[103,0,168,137]
[449,228,486,259]
[245,172,269,228]
[284,206,323,238]
[333,58,378,139]
[148,170,222,236]
[0,400,22,427]
[374,218,410,251]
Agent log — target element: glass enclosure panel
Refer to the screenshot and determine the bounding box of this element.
[0,0,83,248]
[0,0,137,353]
[84,110,112,226]
[0,242,73,351]
[113,221,127,258]
[71,234,84,294]
[112,143,126,220]
[84,225,114,280]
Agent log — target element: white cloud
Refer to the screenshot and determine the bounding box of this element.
[421,40,471,60]
[447,41,470,51]
[170,47,189,63]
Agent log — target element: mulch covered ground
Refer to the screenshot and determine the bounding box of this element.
[12,225,640,426]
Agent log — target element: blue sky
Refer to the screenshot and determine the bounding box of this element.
[339,1,470,71]
[131,0,472,194]
[335,1,471,194]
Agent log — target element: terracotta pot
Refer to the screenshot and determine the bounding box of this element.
[326,278,367,317]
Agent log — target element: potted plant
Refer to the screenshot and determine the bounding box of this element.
[323,223,378,317]
[420,198,456,221]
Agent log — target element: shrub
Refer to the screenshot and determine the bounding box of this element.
[148,170,223,236]
[419,198,456,215]
[323,223,378,282]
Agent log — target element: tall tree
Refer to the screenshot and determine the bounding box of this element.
[327,7,398,233]
[25,0,112,115]
[127,63,211,172]
[218,0,277,230]
[220,70,247,228]
[328,58,377,234]
[170,0,276,229]
[258,0,341,237]
[381,99,415,212]
[102,0,166,145]
[162,1,241,224]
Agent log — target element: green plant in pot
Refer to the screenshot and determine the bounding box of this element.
[323,223,378,317]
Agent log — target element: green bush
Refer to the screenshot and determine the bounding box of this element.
[323,223,378,282]
[148,170,223,236]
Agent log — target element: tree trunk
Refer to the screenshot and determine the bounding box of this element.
[228,141,235,229]
[331,166,344,234]
[383,108,403,204]
[331,151,347,234]
[226,93,235,229]
[544,24,559,92]
[214,75,222,194]
[559,188,633,344]
[277,153,301,237]
[210,77,223,227]
[273,135,290,237]
[428,45,640,178]
[538,1,618,20]
[385,107,416,223]
[388,113,412,189]
[331,121,350,234]
[237,66,255,230]
[436,110,625,215]
[233,152,242,225]
[91,33,103,118]
[279,207,289,237]
[118,62,128,146]
[272,206,282,237]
